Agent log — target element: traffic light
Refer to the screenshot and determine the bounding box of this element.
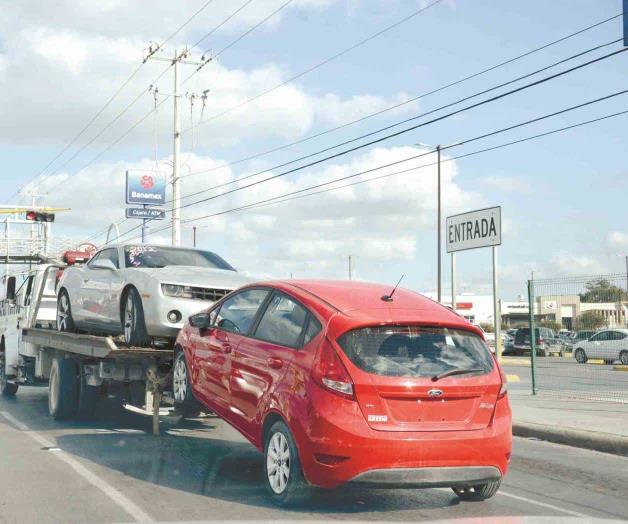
[25,210,55,222]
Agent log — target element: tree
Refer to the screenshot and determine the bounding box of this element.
[479,323,494,333]
[577,311,606,330]
[539,320,562,332]
[579,279,627,303]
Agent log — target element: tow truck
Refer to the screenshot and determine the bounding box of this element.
[0,213,176,435]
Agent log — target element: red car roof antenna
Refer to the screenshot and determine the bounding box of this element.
[381,274,404,302]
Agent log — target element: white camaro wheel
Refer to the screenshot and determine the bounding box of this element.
[56,290,76,333]
[122,288,149,347]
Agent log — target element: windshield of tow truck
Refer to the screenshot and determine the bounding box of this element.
[123,246,235,270]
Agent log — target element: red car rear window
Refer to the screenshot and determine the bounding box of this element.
[337,326,493,378]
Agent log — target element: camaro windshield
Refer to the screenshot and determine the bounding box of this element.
[124,245,235,270]
[337,326,493,378]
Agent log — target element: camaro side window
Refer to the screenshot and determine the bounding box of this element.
[255,293,308,348]
[215,289,269,335]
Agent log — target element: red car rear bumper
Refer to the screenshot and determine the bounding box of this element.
[290,386,512,489]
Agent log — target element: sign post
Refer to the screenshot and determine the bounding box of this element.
[446,206,502,359]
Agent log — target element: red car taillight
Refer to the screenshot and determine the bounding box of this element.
[312,338,355,400]
[494,356,508,399]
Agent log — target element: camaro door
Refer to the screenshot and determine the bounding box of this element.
[80,248,122,330]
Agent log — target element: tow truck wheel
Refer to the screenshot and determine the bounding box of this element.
[76,365,99,418]
[56,290,76,333]
[122,288,150,347]
[49,357,78,420]
[0,352,18,397]
[173,350,201,417]
[453,479,501,501]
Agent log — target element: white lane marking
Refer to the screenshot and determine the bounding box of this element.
[0,411,154,523]
[436,487,590,518]
[498,489,589,518]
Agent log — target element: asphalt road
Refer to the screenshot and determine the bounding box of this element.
[502,357,628,402]
[1,387,627,524]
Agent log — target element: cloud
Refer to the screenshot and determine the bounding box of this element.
[479,175,531,195]
[607,231,628,251]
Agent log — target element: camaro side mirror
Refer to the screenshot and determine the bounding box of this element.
[189,312,212,330]
[90,259,117,271]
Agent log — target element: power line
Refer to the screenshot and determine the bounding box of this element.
[183,0,446,133]
[178,13,623,181]
[9,0,217,202]
[111,88,628,242]
[115,107,628,244]
[159,46,628,215]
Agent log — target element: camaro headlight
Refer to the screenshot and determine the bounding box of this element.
[161,283,194,298]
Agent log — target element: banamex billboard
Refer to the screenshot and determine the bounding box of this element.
[126,170,166,206]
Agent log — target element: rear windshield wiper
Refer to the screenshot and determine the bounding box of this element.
[431,368,485,382]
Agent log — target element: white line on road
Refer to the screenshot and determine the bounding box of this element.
[0,411,154,523]
[498,489,589,518]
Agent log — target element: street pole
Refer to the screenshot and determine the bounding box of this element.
[348,255,352,280]
[172,49,181,247]
[437,144,442,304]
[451,252,456,312]
[192,226,197,248]
[492,245,502,361]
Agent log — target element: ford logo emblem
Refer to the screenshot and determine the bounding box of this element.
[427,389,443,397]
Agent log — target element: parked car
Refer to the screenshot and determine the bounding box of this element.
[573,329,628,365]
[564,330,596,352]
[174,280,512,506]
[512,327,562,356]
[484,332,513,353]
[56,244,250,345]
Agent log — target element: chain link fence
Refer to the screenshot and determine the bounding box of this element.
[526,273,628,403]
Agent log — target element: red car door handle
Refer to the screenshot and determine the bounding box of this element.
[267,357,283,369]
[222,344,232,354]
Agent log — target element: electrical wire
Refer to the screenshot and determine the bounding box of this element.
[114,107,628,244]
[8,0,217,202]
[158,46,628,215]
[177,13,623,181]
[110,88,628,242]
[183,0,446,133]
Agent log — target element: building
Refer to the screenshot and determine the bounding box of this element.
[421,293,529,327]
[535,295,628,330]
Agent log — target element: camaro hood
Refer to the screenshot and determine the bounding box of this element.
[130,266,251,289]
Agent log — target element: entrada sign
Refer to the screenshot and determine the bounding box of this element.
[446,206,501,253]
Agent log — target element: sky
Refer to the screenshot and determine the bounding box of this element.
[0,0,627,299]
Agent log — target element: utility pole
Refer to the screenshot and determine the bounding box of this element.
[145,45,210,247]
[348,255,352,280]
[192,226,197,248]
[172,50,181,246]
[437,144,442,304]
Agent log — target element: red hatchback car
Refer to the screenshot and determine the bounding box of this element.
[174,280,512,506]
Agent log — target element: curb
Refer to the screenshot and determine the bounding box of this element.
[613,365,628,372]
[513,421,628,456]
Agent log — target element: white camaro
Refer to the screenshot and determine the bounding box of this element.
[57,243,250,346]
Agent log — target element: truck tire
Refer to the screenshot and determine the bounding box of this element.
[173,350,201,417]
[49,357,78,420]
[56,289,76,333]
[77,366,99,418]
[0,352,18,397]
[122,288,150,347]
